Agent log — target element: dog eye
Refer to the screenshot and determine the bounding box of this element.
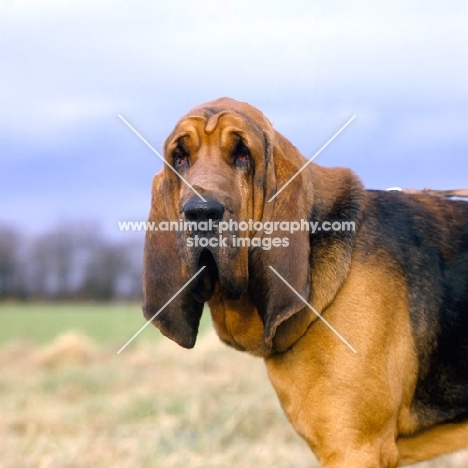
[236,152,249,162]
[233,141,251,166]
[173,149,189,170]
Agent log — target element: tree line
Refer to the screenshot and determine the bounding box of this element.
[0,222,144,301]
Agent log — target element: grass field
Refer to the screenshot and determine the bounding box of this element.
[0,302,213,347]
[0,302,166,346]
[1,303,468,467]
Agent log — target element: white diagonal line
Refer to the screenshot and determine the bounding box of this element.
[118,114,206,202]
[268,266,357,353]
[268,115,356,202]
[117,266,206,354]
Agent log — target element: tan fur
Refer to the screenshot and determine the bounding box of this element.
[208,291,266,356]
[144,98,468,466]
[397,423,468,466]
[265,258,418,467]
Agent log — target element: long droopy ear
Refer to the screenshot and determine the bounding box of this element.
[250,131,365,349]
[249,131,313,348]
[142,171,203,349]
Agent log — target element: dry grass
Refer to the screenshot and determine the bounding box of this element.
[1,331,468,468]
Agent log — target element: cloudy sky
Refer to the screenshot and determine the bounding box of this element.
[1,0,467,236]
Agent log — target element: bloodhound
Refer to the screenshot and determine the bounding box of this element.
[143,97,468,467]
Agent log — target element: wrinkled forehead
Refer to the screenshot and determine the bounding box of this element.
[164,104,271,150]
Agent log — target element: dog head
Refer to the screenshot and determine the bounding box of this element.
[143,98,364,354]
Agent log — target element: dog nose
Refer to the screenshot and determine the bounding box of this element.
[183,198,225,223]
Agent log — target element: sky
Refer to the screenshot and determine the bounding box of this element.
[1,0,467,237]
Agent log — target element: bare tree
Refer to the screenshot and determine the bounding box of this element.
[80,243,129,300]
[0,226,21,298]
[1,220,144,301]
[28,221,103,299]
